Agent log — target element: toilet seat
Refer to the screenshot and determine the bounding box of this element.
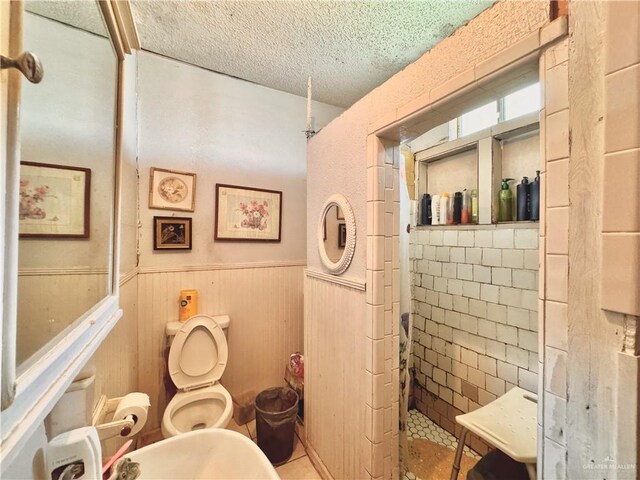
[162,315,232,439]
[168,314,228,390]
[161,384,233,438]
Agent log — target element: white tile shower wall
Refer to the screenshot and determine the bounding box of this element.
[410,227,539,417]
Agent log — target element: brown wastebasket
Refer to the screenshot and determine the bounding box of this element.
[255,387,299,466]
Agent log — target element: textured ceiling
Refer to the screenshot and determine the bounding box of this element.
[25,1,107,36]
[131,0,494,108]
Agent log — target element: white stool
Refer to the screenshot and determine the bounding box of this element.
[450,387,538,480]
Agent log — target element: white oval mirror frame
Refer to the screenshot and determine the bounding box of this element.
[317,194,356,275]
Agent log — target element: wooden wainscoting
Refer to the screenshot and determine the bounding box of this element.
[136,263,305,433]
[304,272,366,480]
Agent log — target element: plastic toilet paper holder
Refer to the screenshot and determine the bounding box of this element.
[92,394,148,441]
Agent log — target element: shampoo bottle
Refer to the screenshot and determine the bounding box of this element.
[461,189,470,224]
[440,192,450,226]
[530,170,541,221]
[517,176,531,221]
[453,192,463,224]
[431,194,441,225]
[471,189,478,224]
[498,178,515,222]
[421,194,432,225]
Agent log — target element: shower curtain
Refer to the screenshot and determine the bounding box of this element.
[398,147,413,473]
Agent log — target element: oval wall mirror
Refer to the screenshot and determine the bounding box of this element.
[317,194,356,275]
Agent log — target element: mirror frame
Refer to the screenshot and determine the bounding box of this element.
[317,194,356,275]
[0,0,131,468]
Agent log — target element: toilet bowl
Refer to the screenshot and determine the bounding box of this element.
[161,315,232,438]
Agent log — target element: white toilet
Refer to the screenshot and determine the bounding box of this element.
[161,314,233,439]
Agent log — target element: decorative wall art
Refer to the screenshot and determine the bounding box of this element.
[338,223,347,248]
[214,184,282,242]
[336,207,344,220]
[153,216,192,250]
[149,167,196,212]
[19,162,91,238]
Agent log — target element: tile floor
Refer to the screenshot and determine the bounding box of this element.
[226,418,322,480]
[403,409,479,480]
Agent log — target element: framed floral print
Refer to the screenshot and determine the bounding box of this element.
[153,216,192,250]
[19,162,91,238]
[149,167,196,212]
[338,223,347,248]
[214,184,282,242]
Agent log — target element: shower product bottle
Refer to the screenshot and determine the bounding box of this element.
[471,189,478,224]
[517,176,531,221]
[440,192,449,226]
[461,189,470,224]
[421,194,432,225]
[431,194,440,225]
[453,192,462,224]
[530,170,541,221]
[446,194,454,225]
[498,178,515,222]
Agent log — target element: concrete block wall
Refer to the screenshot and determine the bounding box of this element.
[409,226,539,453]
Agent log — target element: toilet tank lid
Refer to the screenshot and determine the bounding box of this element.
[166,315,230,336]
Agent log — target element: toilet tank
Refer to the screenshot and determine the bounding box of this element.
[166,315,231,344]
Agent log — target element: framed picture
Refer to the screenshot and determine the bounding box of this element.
[153,216,192,250]
[149,167,196,212]
[215,184,282,242]
[336,207,344,220]
[19,162,91,238]
[338,223,347,248]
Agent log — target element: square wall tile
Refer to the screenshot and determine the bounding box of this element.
[546,110,570,161]
[602,149,640,232]
[546,159,569,208]
[605,0,640,74]
[602,233,640,315]
[545,62,569,115]
[545,347,567,399]
[546,300,568,352]
[546,255,568,303]
[368,166,385,202]
[545,38,569,70]
[367,304,385,340]
[540,172,546,237]
[538,300,545,362]
[605,64,640,153]
[546,207,569,255]
[539,237,546,299]
[543,438,567,480]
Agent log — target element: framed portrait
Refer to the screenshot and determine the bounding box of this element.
[338,223,347,248]
[19,162,91,238]
[149,167,196,212]
[214,184,282,242]
[153,216,192,250]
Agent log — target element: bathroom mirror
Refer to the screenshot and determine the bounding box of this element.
[317,194,356,275]
[16,2,117,370]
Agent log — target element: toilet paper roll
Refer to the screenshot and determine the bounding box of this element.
[112,393,150,437]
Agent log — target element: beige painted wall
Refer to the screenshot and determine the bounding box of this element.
[136,52,343,268]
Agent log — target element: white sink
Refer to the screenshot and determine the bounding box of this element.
[110,429,280,479]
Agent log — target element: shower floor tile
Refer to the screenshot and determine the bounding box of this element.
[403,409,480,480]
